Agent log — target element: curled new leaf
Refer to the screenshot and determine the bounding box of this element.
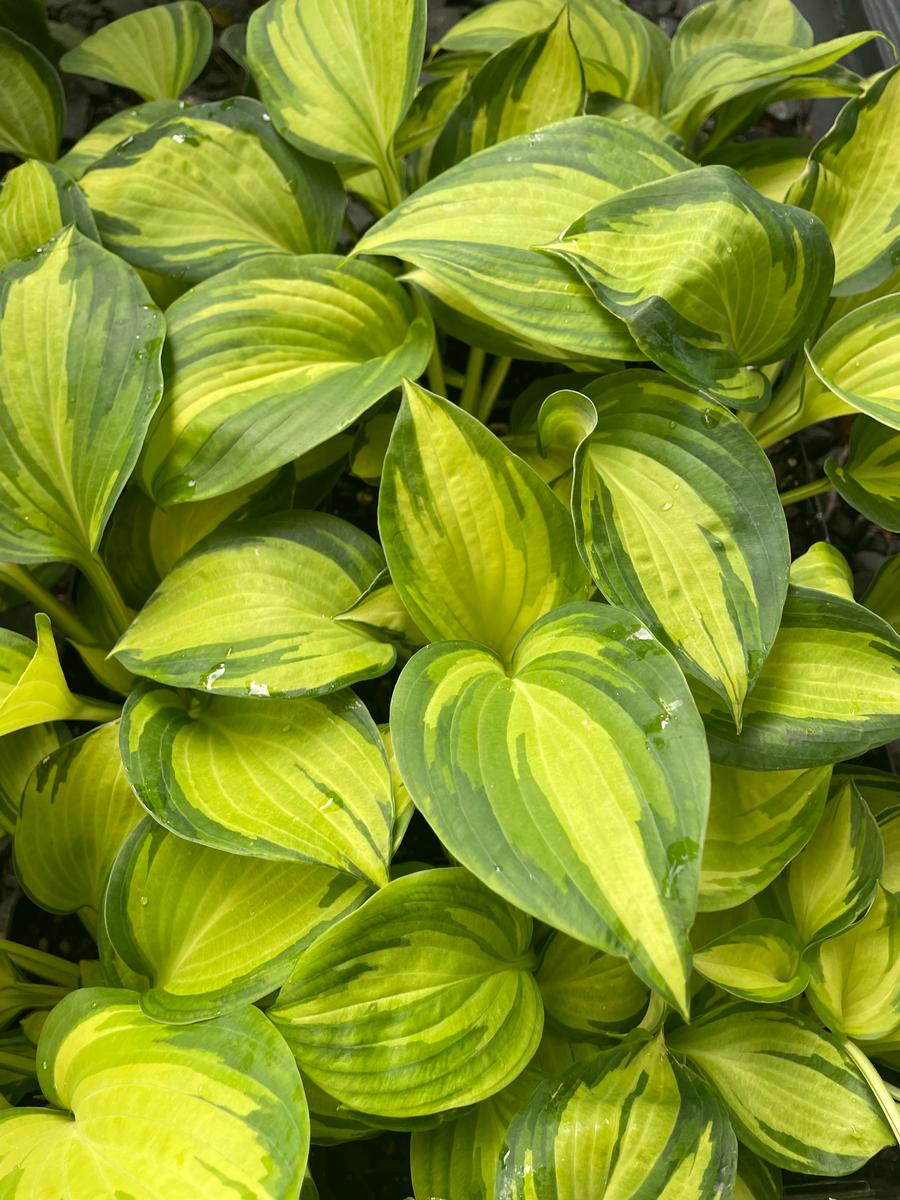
[693,919,808,1003]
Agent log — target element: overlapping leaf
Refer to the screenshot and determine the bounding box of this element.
[0,161,97,269]
[57,100,184,179]
[0,29,63,161]
[0,723,67,836]
[693,920,808,1003]
[806,292,900,431]
[670,0,812,67]
[789,541,855,599]
[826,416,900,530]
[536,932,648,1038]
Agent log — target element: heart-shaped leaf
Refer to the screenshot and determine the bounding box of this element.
[0,160,97,269]
[806,292,900,431]
[392,601,709,1013]
[0,28,63,161]
[693,919,808,1002]
[670,0,812,67]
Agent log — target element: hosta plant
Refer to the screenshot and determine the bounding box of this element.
[1,0,900,1196]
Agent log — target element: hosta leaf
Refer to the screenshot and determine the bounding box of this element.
[81,98,343,283]
[698,587,900,769]
[536,932,648,1038]
[805,292,900,431]
[0,989,307,1198]
[497,1034,737,1200]
[57,100,184,179]
[272,867,543,1118]
[379,381,587,661]
[669,1005,891,1175]
[120,680,393,887]
[0,228,164,568]
[808,887,900,1042]
[0,29,63,161]
[113,512,395,697]
[826,416,900,530]
[429,10,585,177]
[395,73,469,157]
[699,764,831,911]
[693,920,808,1003]
[103,818,369,1023]
[543,166,833,408]
[712,138,810,203]
[247,0,426,172]
[670,0,812,67]
[572,371,789,718]
[734,1147,782,1200]
[141,254,432,505]
[59,2,212,101]
[0,160,97,269]
[0,0,54,58]
[837,764,900,819]
[14,723,142,934]
[789,541,855,600]
[864,554,900,633]
[881,808,900,892]
[783,780,883,944]
[787,65,900,295]
[355,117,690,363]
[585,93,684,148]
[392,601,709,1014]
[336,571,426,657]
[0,723,67,836]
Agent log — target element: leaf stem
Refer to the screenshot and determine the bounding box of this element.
[638,992,668,1034]
[459,347,486,414]
[476,356,512,424]
[0,939,81,988]
[0,564,94,645]
[843,1038,900,1147]
[78,554,132,640]
[779,476,832,507]
[376,149,405,212]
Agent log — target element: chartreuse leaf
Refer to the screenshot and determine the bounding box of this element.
[355,118,690,363]
[14,723,142,935]
[669,1005,891,1175]
[0,161,97,269]
[430,10,585,177]
[864,555,900,633]
[140,254,432,505]
[808,887,900,1043]
[395,73,469,158]
[102,818,369,1023]
[698,587,900,770]
[81,98,342,283]
[712,138,810,203]
[392,602,709,1014]
[787,66,900,295]
[497,1033,738,1200]
[806,293,900,431]
[272,867,542,1118]
[693,920,807,1003]
[247,0,425,176]
[0,723,67,835]
[0,29,63,160]
[57,100,184,178]
[0,989,308,1198]
[826,417,900,530]
[1,617,118,737]
[0,228,163,569]
[789,541,855,600]
[699,764,831,911]
[60,2,212,101]
[572,371,789,719]
[120,680,393,887]
[113,513,395,697]
[336,571,426,657]
[536,932,648,1038]
[783,780,883,944]
[543,166,833,408]
[670,0,812,67]
[380,382,588,661]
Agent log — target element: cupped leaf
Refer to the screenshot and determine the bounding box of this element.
[430,10,585,177]
[693,920,808,1003]
[670,0,812,67]
[0,722,67,836]
[379,381,588,661]
[59,2,212,101]
[102,817,370,1023]
[669,1005,891,1175]
[497,1034,737,1200]
[543,166,833,408]
[81,98,343,282]
[355,117,690,363]
[536,932,648,1038]
[0,28,63,161]
[0,160,97,269]
[573,371,789,719]
[789,541,855,600]
[120,680,393,887]
[698,587,900,769]
[826,416,900,530]
[805,292,900,431]
[57,99,184,179]
[247,0,426,175]
[0,228,164,568]
[699,764,831,911]
[14,723,142,934]
[272,867,543,1118]
[0,989,308,1198]
[787,65,900,296]
[141,254,432,505]
[113,512,395,697]
[392,601,709,1014]
[783,780,883,945]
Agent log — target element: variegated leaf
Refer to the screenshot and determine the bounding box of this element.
[102,817,370,1023]
[392,602,709,1014]
[57,100,184,179]
[670,0,812,67]
[0,28,63,161]
[336,571,426,657]
[379,381,588,661]
[272,867,543,1118]
[141,254,432,504]
[0,722,67,836]
[806,292,900,431]
[826,416,900,530]
[0,160,97,269]
[789,541,855,599]
[712,138,810,203]
[572,371,789,719]
[113,513,395,696]
[81,98,343,282]
[881,807,900,892]
[693,919,808,1003]
[120,680,393,887]
[536,932,648,1038]
[543,166,833,408]
[734,1146,782,1200]
[864,554,900,633]
[0,989,308,1198]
